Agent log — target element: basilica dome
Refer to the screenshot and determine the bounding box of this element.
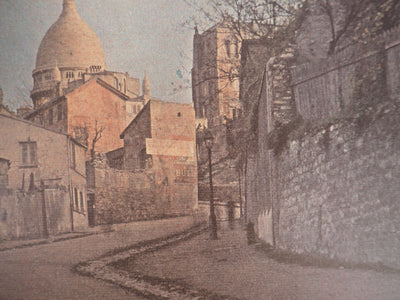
[35,0,106,70]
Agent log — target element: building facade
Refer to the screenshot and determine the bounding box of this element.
[192,22,243,127]
[27,0,151,157]
[0,113,87,239]
[120,100,198,215]
[85,100,198,225]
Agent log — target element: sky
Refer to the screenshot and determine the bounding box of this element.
[0,0,201,110]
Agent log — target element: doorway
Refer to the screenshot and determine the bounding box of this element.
[87,194,96,227]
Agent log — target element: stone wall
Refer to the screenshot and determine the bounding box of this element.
[0,187,72,240]
[292,25,400,120]
[0,189,42,239]
[198,201,241,221]
[272,101,400,269]
[90,154,196,225]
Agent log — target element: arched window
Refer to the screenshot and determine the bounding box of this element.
[124,78,127,93]
[114,78,118,89]
[225,40,231,57]
[66,71,74,79]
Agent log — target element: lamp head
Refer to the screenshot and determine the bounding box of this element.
[204,130,214,150]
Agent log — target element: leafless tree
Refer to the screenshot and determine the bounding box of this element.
[90,120,105,159]
[315,0,400,54]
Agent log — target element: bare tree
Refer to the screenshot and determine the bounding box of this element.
[315,0,400,54]
[90,120,105,159]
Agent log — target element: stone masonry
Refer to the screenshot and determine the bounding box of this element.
[272,102,400,269]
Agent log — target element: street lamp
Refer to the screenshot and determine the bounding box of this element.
[204,129,218,239]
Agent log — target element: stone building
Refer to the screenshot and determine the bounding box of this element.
[192,22,246,207]
[87,100,198,225]
[121,100,198,214]
[26,77,131,155]
[0,113,87,239]
[27,0,152,156]
[192,21,242,126]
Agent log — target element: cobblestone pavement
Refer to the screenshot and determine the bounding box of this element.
[110,222,400,300]
[0,216,197,300]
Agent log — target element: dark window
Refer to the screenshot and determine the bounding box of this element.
[39,112,44,125]
[20,142,37,167]
[44,72,52,80]
[57,104,62,121]
[80,191,84,211]
[74,188,79,210]
[71,143,76,170]
[48,108,53,125]
[225,40,231,57]
[66,71,74,79]
[0,159,10,188]
[235,43,239,57]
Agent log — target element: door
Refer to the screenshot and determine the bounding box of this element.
[87,194,96,227]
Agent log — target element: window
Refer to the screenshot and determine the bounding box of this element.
[0,159,10,188]
[77,72,82,78]
[48,108,53,125]
[80,191,84,211]
[20,141,37,167]
[71,142,76,170]
[44,72,52,80]
[114,78,118,89]
[234,42,239,57]
[74,188,79,210]
[90,65,101,73]
[225,40,231,57]
[57,104,62,121]
[39,112,44,125]
[124,78,127,93]
[66,71,74,79]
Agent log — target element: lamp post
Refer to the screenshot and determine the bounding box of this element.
[204,129,218,239]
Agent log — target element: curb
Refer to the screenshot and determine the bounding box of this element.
[74,224,241,300]
[0,230,105,252]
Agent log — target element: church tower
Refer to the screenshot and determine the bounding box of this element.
[31,0,106,108]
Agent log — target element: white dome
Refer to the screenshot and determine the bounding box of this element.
[35,0,106,70]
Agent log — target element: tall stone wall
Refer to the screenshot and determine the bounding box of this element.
[0,187,71,240]
[273,102,400,269]
[90,158,196,225]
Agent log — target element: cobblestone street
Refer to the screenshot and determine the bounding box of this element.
[0,217,196,300]
[113,222,400,300]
